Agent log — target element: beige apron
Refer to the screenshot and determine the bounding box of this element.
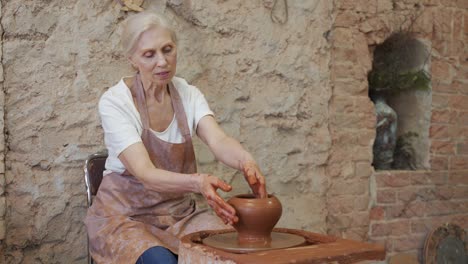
[85,74,226,264]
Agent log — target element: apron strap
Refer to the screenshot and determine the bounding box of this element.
[168,82,191,139]
[133,73,151,129]
[168,82,197,173]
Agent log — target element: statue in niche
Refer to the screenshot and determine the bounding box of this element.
[368,32,431,170]
[371,93,397,170]
[392,131,418,170]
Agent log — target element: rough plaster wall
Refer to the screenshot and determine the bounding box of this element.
[2,1,127,262]
[1,0,333,262]
[167,0,333,232]
[0,0,5,252]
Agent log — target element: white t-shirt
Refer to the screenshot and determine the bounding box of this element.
[99,76,214,175]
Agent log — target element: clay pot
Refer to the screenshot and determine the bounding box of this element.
[227,194,282,245]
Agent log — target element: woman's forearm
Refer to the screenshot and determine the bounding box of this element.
[209,135,255,171]
[119,142,202,193]
[138,167,201,193]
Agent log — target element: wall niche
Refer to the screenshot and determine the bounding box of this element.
[368,32,431,171]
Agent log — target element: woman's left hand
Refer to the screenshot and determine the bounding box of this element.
[242,161,267,198]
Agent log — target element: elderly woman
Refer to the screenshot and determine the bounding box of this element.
[85,11,267,264]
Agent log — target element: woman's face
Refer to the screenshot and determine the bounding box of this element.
[129,26,177,87]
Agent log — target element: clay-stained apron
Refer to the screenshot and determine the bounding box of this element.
[85,73,226,264]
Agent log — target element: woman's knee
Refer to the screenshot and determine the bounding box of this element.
[136,246,178,264]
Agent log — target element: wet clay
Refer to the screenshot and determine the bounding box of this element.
[227,194,282,245]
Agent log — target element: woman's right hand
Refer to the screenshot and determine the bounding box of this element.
[196,174,238,225]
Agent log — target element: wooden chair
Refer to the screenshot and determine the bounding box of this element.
[84,151,108,264]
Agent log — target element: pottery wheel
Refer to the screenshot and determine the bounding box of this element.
[202,231,306,253]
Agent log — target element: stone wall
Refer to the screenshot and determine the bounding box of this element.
[0,1,333,263]
[329,0,468,262]
[0,0,5,258]
[370,0,468,259]
[1,1,128,262]
[326,0,376,243]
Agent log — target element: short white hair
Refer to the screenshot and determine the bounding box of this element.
[121,11,177,57]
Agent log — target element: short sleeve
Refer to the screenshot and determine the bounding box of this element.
[191,86,214,132]
[99,93,142,156]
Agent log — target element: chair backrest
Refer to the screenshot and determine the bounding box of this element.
[84,151,108,207]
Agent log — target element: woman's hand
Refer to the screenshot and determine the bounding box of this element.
[196,174,238,225]
[241,161,267,198]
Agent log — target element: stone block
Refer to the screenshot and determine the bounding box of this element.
[449,156,468,170]
[449,186,468,199]
[327,211,370,229]
[457,0,468,8]
[426,200,468,216]
[331,28,354,48]
[333,46,359,65]
[0,196,5,217]
[329,179,369,196]
[457,142,468,154]
[375,171,411,188]
[452,214,468,229]
[458,110,468,125]
[370,220,411,237]
[328,195,369,214]
[355,162,374,178]
[439,0,459,7]
[413,8,434,35]
[377,189,396,204]
[432,186,455,199]
[385,202,426,219]
[391,234,426,252]
[433,185,468,199]
[357,129,376,147]
[333,79,368,96]
[465,12,468,35]
[448,126,468,139]
[353,33,372,71]
[410,171,447,185]
[431,60,454,83]
[430,140,455,154]
[433,8,453,34]
[432,94,450,109]
[432,82,457,94]
[331,95,355,113]
[332,63,367,81]
[410,215,453,234]
[377,0,393,12]
[448,170,468,184]
[341,161,356,179]
[452,80,468,96]
[354,96,375,114]
[332,113,375,132]
[370,206,385,221]
[429,124,450,139]
[449,94,468,110]
[453,10,464,39]
[431,109,458,124]
[0,220,4,240]
[397,187,436,202]
[430,155,449,171]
